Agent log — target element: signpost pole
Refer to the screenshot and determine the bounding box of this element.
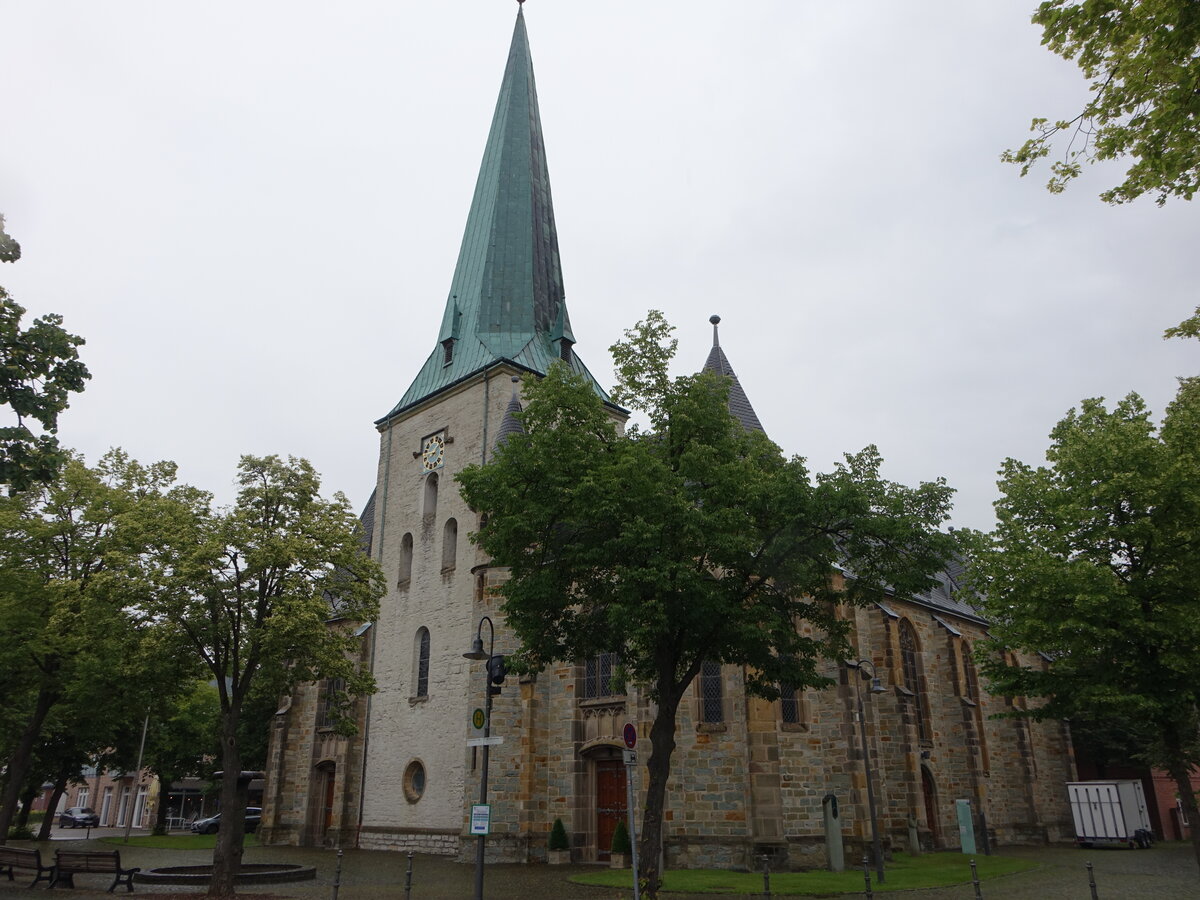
[623,723,641,900]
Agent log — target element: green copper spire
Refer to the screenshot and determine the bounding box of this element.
[380,8,606,422]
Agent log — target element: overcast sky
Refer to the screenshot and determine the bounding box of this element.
[2,1,1194,532]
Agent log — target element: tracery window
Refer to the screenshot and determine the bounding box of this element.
[319,677,346,728]
[899,620,930,743]
[583,652,620,699]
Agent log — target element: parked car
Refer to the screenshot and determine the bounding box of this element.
[190,807,261,835]
[59,806,100,828]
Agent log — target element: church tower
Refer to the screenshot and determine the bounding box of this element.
[355,6,613,855]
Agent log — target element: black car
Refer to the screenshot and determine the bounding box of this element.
[190,807,261,835]
[59,806,100,828]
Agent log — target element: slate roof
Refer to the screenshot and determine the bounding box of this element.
[494,376,526,450]
[378,8,607,424]
[702,315,765,433]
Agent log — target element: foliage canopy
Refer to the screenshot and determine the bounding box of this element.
[458,311,955,896]
[1004,0,1200,205]
[967,380,1200,871]
[0,215,90,489]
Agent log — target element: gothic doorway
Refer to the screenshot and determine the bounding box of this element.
[312,763,335,846]
[921,766,940,845]
[595,759,627,861]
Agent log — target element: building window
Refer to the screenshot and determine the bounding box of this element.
[899,620,930,743]
[403,760,426,803]
[319,677,346,728]
[700,660,724,724]
[398,532,413,586]
[77,787,89,808]
[414,628,430,698]
[442,518,458,571]
[424,472,439,517]
[582,652,620,699]
[780,680,803,726]
[962,644,979,701]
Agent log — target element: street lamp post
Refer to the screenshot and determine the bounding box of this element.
[849,658,887,884]
[463,616,496,900]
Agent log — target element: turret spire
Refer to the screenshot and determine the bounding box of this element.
[702,314,765,433]
[379,7,607,422]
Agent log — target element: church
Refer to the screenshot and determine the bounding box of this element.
[258,7,1075,869]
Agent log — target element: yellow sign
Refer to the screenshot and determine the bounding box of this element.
[472,708,485,731]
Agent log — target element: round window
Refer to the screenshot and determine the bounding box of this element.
[403,760,426,803]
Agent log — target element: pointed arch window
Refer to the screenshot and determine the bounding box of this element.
[319,677,346,728]
[899,619,930,743]
[442,518,458,571]
[414,628,430,699]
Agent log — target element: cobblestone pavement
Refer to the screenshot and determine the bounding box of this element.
[1,833,1196,899]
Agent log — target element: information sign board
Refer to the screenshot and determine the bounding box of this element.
[470,804,491,836]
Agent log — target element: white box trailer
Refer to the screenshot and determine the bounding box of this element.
[1067,780,1153,848]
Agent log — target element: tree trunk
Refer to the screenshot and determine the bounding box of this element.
[1167,762,1200,877]
[208,711,247,898]
[37,775,69,841]
[14,784,37,829]
[153,773,173,835]
[639,691,682,900]
[0,682,58,844]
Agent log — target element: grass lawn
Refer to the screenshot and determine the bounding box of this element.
[571,852,1037,894]
[99,833,260,850]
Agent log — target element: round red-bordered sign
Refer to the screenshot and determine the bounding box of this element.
[623,723,637,749]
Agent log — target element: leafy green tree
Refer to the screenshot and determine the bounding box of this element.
[1004,1,1200,205]
[0,215,90,490]
[967,380,1200,874]
[458,312,955,898]
[1165,306,1200,341]
[0,450,191,842]
[139,455,383,897]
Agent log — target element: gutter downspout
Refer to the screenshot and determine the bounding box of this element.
[356,426,392,847]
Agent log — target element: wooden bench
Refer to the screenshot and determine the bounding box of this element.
[51,850,139,893]
[0,846,55,888]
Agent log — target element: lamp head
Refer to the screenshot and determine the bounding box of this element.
[463,636,488,661]
[869,676,886,694]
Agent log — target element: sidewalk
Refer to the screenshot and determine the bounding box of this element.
[0,837,1195,899]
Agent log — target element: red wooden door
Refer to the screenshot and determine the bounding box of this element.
[595,760,627,860]
[320,769,335,839]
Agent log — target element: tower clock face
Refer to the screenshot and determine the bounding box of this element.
[421,433,446,471]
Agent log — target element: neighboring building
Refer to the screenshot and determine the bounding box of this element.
[259,6,1075,867]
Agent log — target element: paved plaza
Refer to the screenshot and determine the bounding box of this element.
[1,830,1197,899]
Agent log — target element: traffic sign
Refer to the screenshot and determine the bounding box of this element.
[623,722,637,749]
[471,708,486,730]
[623,749,637,766]
[467,736,504,747]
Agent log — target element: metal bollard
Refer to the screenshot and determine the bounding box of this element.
[862,854,873,900]
[970,858,983,899]
[1086,860,1099,900]
[404,850,415,900]
[760,853,771,899]
[329,849,343,900]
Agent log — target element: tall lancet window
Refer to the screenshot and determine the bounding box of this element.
[899,619,930,743]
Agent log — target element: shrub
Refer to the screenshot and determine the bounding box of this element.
[7,825,35,840]
[611,819,631,855]
[549,818,569,851]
